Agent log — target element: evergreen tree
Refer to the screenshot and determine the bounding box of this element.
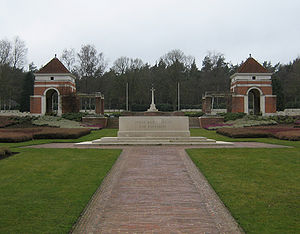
[19,71,34,112]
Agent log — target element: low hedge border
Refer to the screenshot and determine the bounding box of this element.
[0,128,91,143]
[217,127,300,141]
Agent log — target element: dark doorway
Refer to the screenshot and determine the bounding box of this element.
[46,89,58,114]
[248,89,260,115]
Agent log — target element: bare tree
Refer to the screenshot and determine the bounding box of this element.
[112,57,130,75]
[202,51,227,71]
[130,58,144,70]
[0,39,12,65]
[161,49,194,70]
[77,44,106,78]
[112,57,144,75]
[11,36,28,69]
[61,48,76,71]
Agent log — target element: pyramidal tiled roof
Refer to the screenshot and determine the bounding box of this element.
[36,57,70,74]
[237,56,268,73]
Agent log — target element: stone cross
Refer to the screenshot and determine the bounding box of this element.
[147,86,158,112]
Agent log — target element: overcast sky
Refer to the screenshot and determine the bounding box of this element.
[1,0,300,69]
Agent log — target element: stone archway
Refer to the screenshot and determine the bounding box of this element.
[247,88,261,115]
[45,89,59,115]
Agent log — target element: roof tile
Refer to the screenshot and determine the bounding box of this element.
[36,57,70,74]
[238,57,268,73]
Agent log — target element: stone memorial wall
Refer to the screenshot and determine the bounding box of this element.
[118,116,190,137]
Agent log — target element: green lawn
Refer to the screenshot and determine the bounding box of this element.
[188,128,300,233]
[0,129,120,233]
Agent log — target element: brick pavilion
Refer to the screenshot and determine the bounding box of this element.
[229,55,277,115]
[30,56,105,116]
[30,56,76,116]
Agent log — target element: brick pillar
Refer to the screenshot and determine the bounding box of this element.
[95,93,104,115]
[95,97,101,114]
[202,96,212,114]
[100,98,104,115]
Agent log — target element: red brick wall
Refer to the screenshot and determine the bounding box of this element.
[33,83,75,96]
[82,117,108,128]
[265,96,277,113]
[233,86,273,95]
[35,81,76,89]
[30,97,41,114]
[231,96,244,113]
[231,80,271,86]
[199,116,224,128]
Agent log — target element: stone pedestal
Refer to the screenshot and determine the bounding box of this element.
[147,104,158,112]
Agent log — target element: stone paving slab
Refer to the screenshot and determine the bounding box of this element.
[71,146,243,233]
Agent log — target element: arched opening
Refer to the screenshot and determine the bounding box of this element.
[248,89,261,115]
[45,89,58,115]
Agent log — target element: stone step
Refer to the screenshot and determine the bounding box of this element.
[76,140,232,146]
[94,136,212,143]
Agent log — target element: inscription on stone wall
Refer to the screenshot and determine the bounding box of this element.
[136,119,167,129]
[118,116,190,137]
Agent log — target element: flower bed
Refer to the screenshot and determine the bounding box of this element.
[217,126,300,140]
[274,131,300,141]
[0,128,91,142]
[32,116,85,128]
[0,116,17,128]
[204,123,233,130]
[33,128,91,139]
[216,128,270,138]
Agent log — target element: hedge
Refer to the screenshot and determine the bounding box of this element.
[217,127,300,140]
[0,128,91,143]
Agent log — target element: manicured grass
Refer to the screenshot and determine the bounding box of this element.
[187,129,300,233]
[0,147,121,233]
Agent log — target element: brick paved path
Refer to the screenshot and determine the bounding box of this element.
[72,147,243,233]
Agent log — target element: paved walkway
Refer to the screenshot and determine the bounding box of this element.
[71,147,243,233]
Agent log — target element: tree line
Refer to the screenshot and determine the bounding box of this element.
[0,37,300,112]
